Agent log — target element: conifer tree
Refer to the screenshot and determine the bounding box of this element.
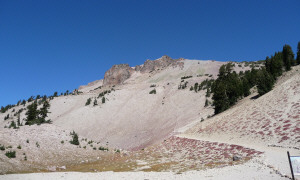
[194,83,198,92]
[25,102,38,125]
[17,114,21,126]
[93,99,98,106]
[257,68,274,96]
[70,131,79,145]
[21,100,26,106]
[39,100,50,119]
[282,44,294,71]
[102,97,105,104]
[85,98,91,106]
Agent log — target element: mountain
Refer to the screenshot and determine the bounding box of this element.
[0,56,299,179]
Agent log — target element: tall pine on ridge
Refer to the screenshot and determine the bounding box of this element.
[282,44,294,71]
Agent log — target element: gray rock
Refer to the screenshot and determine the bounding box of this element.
[233,155,241,161]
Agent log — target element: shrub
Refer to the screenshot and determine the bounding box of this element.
[150,84,156,87]
[93,99,98,106]
[9,121,17,129]
[181,76,192,80]
[5,151,16,158]
[149,89,156,94]
[102,97,105,104]
[99,146,109,151]
[36,142,40,148]
[205,99,209,107]
[4,114,9,120]
[70,131,79,145]
[17,145,21,149]
[61,140,64,144]
[85,98,92,106]
[0,145,5,151]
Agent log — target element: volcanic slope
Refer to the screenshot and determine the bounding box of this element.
[182,65,300,178]
[46,57,249,150]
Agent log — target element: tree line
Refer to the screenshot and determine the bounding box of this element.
[212,42,300,115]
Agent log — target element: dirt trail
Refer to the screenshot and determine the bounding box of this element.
[176,133,298,179]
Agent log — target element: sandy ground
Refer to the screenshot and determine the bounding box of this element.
[0,158,290,180]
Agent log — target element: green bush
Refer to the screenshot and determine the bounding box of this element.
[70,131,79,145]
[85,98,92,106]
[5,151,16,158]
[93,99,98,106]
[9,121,17,129]
[149,89,156,94]
[181,76,192,80]
[99,146,109,151]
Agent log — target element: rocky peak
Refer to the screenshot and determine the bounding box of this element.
[103,64,134,86]
[139,55,175,73]
[103,56,182,86]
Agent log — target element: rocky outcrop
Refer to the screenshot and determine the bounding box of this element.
[103,56,183,86]
[140,55,174,73]
[103,64,134,86]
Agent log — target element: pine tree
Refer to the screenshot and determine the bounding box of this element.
[93,99,98,106]
[297,41,300,65]
[102,97,105,104]
[85,98,91,106]
[70,131,79,145]
[21,100,26,106]
[9,121,17,129]
[241,77,250,97]
[39,100,50,119]
[257,68,274,96]
[212,80,229,114]
[282,44,294,71]
[17,114,21,126]
[194,83,198,93]
[25,102,38,125]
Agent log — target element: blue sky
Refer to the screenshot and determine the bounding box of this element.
[0,0,300,107]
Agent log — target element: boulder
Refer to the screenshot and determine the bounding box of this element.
[233,155,241,161]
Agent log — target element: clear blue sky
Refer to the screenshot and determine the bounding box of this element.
[0,0,299,107]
